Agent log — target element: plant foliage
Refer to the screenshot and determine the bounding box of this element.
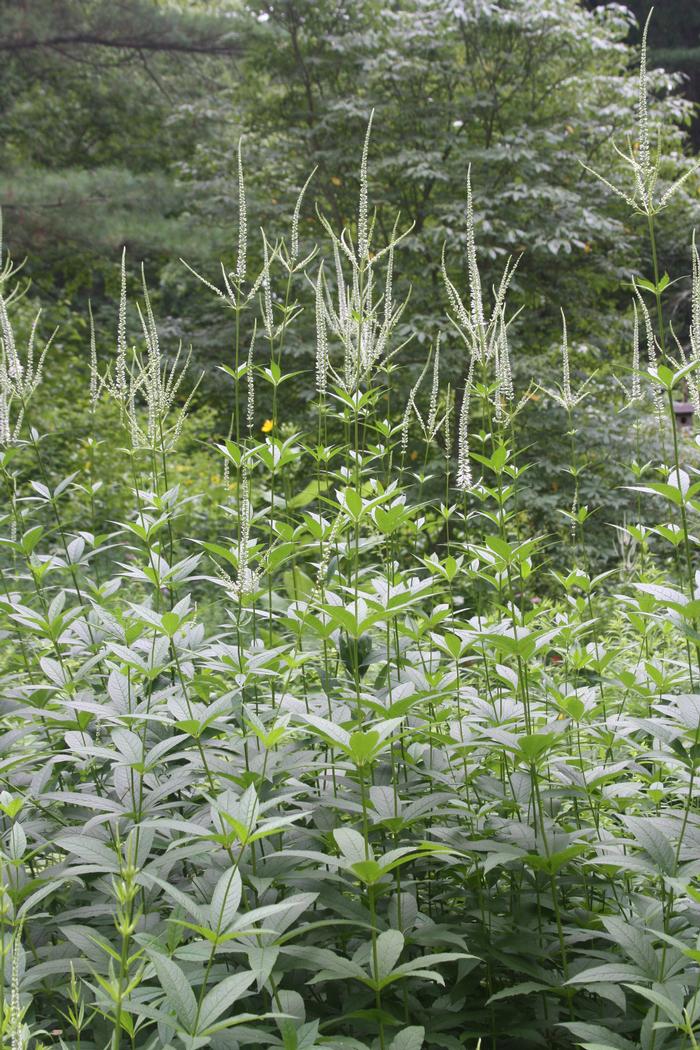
[2,17,700,1050]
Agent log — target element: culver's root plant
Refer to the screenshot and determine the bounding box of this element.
[2,19,700,1050]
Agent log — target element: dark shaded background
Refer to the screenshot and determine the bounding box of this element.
[589,0,700,145]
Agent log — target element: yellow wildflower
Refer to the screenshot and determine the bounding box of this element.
[261,418,274,433]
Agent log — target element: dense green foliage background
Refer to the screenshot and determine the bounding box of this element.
[0,1,695,345]
[588,0,700,148]
[3,0,699,562]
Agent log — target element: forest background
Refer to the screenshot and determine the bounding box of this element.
[2,0,700,561]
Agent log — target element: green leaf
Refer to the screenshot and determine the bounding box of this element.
[372,930,404,980]
[485,535,513,561]
[198,971,257,1032]
[210,867,243,933]
[487,981,551,1003]
[56,834,120,872]
[389,1026,425,1050]
[335,827,369,866]
[517,732,556,764]
[562,1021,640,1050]
[623,816,676,875]
[150,952,197,1031]
[567,964,645,986]
[161,611,181,637]
[341,488,364,521]
[349,730,380,766]
[349,859,382,884]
